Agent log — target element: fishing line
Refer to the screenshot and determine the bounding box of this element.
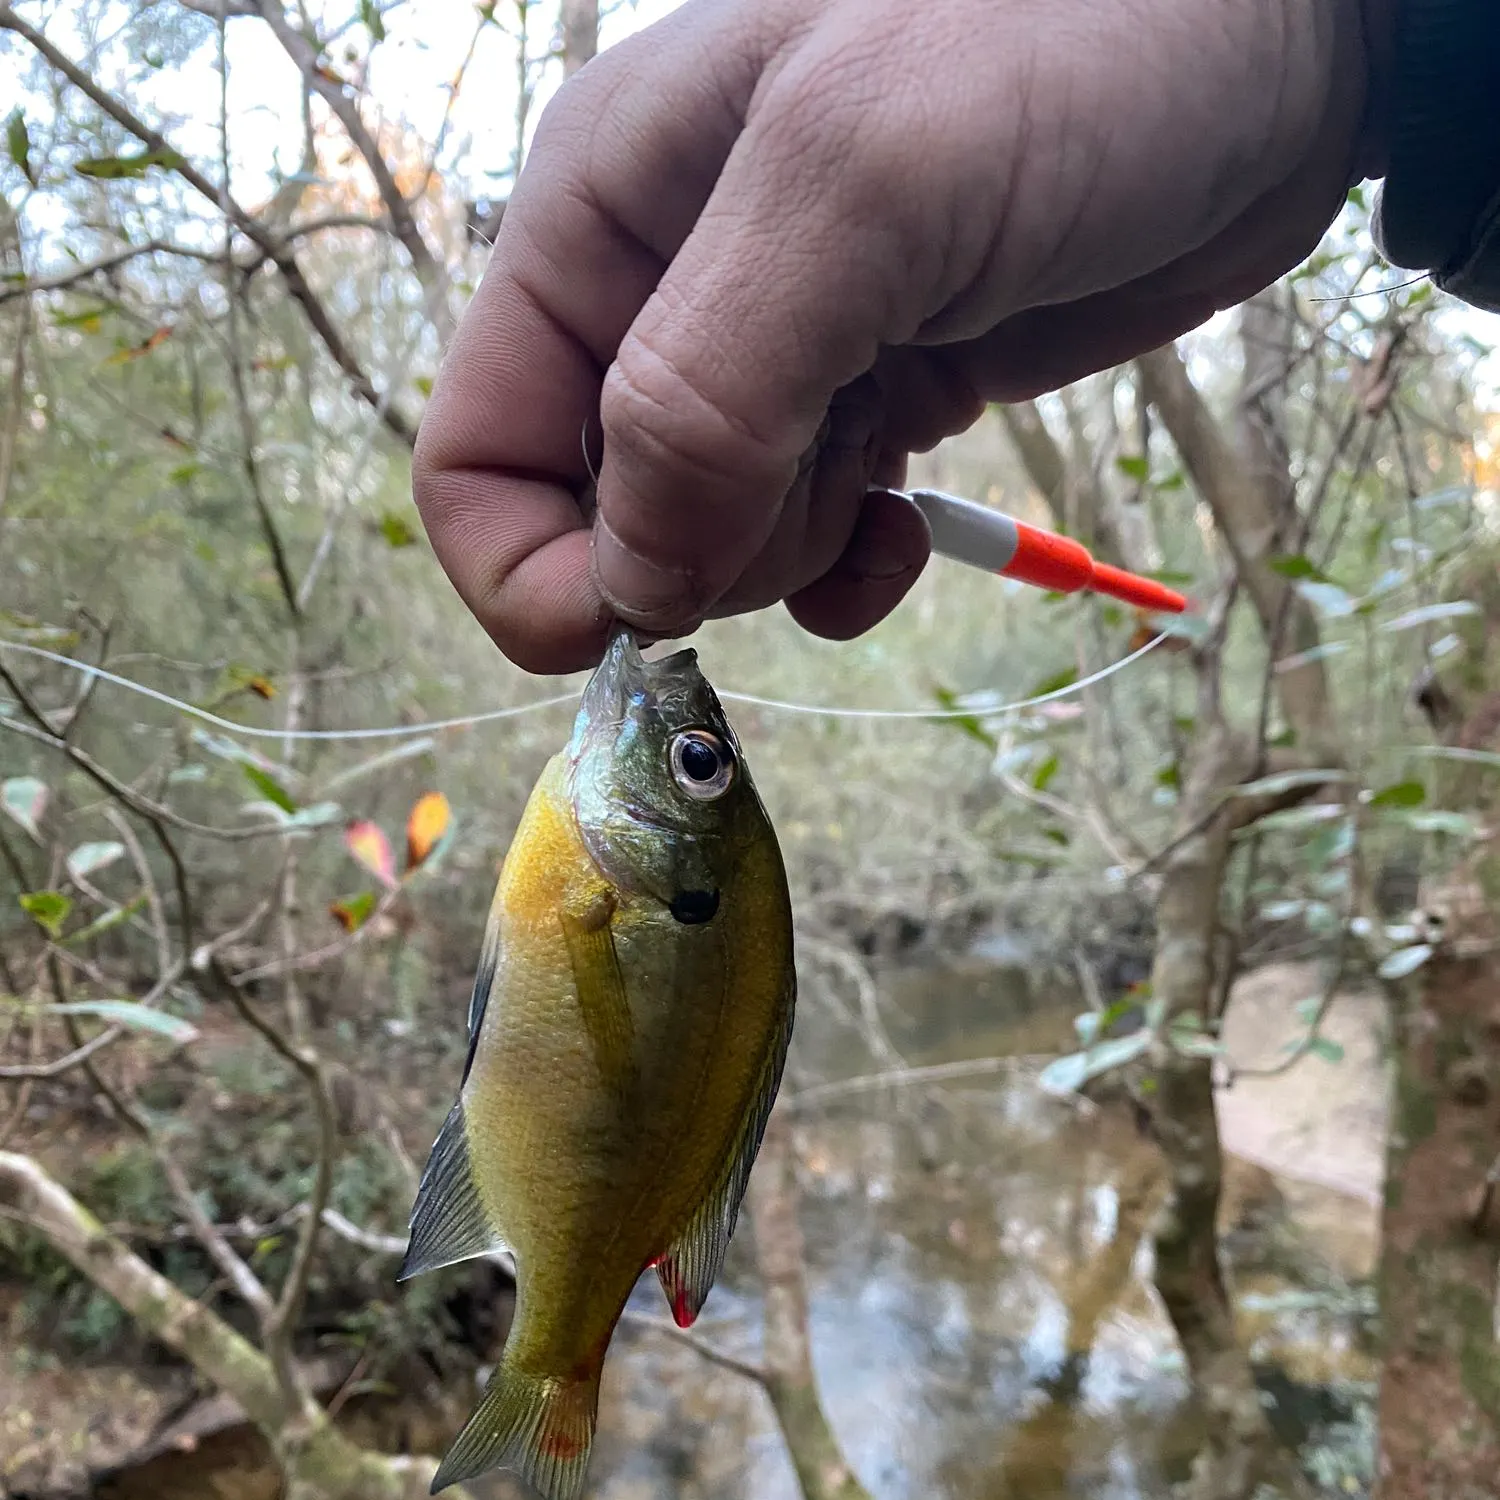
[0,631,1167,742]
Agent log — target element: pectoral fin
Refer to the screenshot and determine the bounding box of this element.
[461,910,502,1087]
[656,980,795,1327]
[559,888,636,1096]
[399,1102,509,1281]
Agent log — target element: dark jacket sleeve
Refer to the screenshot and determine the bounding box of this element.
[1372,0,1500,312]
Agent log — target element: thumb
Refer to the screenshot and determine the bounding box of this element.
[591,73,926,632]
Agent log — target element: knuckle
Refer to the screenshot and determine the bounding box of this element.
[602,330,790,499]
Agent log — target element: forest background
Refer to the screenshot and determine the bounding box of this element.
[3,3,1500,1499]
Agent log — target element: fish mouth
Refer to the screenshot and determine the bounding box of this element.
[572,625,706,742]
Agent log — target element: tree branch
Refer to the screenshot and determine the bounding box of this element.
[0,3,418,447]
[1136,335,1333,754]
[249,0,451,342]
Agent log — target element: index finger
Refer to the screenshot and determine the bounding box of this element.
[412,9,773,675]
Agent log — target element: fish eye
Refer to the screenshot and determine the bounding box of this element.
[669,729,735,800]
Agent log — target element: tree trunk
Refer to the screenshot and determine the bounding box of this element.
[747,1113,873,1500]
[1376,954,1500,1499]
[1144,733,1315,1500]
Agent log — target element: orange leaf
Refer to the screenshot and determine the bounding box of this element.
[346,821,396,888]
[246,675,276,700]
[104,324,173,366]
[406,792,450,871]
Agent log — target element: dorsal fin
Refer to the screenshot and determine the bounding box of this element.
[656,978,794,1327]
[398,1102,510,1281]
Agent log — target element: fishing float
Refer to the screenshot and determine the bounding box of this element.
[879,486,1191,615]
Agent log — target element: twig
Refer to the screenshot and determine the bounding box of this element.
[0,289,30,517]
[217,9,300,621]
[46,953,276,1322]
[620,1312,768,1386]
[247,0,451,339]
[0,683,299,842]
[784,1054,1044,1112]
[0,3,418,447]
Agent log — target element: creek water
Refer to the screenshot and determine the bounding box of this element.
[81,950,1381,1500]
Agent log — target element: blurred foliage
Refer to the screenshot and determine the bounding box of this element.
[1,6,1500,1499]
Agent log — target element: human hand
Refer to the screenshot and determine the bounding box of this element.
[414,0,1391,674]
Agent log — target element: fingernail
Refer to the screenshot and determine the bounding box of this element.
[591,520,703,628]
[843,520,922,583]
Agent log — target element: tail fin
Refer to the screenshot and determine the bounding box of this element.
[430,1359,601,1498]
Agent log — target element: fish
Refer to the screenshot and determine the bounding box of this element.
[399,625,796,1499]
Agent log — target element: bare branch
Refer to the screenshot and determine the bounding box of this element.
[0,4,418,447]
[0,290,31,517]
[622,1312,768,1386]
[249,0,451,340]
[1136,336,1334,755]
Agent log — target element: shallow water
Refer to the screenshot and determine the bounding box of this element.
[86,953,1380,1500]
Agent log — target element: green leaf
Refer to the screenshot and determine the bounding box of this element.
[930,687,997,750]
[1114,455,1149,481]
[241,764,298,814]
[50,999,197,1044]
[1274,641,1352,672]
[6,108,35,187]
[1296,580,1357,618]
[1031,753,1059,793]
[1170,1030,1224,1059]
[1379,601,1481,633]
[1307,1035,1345,1064]
[1156,763,1181,790]
[379,511,419,547]
[1,776,48,840]
[74,148,185,180]
[66,840,126,882]
[19,890,71,938]
[282,800,342,830]
[51,303,113,330]
[330,890,376,932]
[1412,746,1500,770]
[317,736,437,795]
[1293,996,1323,1024]
[1412,484,1473,512]
[1268,553,1330,582]
[192,729,301,791]
[359,0,387,41]
[1249,802,1347,833]
[1367,780,1426,810]
[62,892,148,947]
[413,374,434,397]
[1379,943,1433,981]
[1262,899,1311,922]
[1027,666,1078,699]
[1399,810,1479,839]
[1038,1030,1152,1096]
[1234,767,1346,798]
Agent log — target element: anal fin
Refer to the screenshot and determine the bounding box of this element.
[399,1101,509,1282]
[656,989,794,1327]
